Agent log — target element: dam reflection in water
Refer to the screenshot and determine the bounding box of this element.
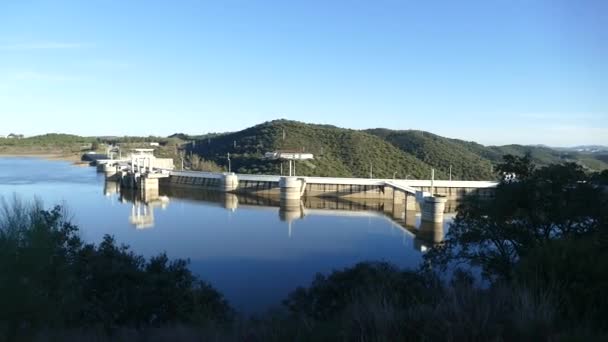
[103,180,453,252]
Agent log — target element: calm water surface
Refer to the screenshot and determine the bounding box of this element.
[0,157,452,312]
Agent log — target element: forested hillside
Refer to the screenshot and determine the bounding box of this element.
[185,120,607,180]
[366,128,608,179]
[365,129,495,179]
[186,120,444,179]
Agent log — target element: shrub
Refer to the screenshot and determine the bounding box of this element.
[0,198,233,338]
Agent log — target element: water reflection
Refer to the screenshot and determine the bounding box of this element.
[106,180,170,229]
[2,157,459,313]
[105,180,452,249]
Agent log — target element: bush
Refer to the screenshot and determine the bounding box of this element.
[426,156,607,280]
[515,233,608,330]
[0,198,233,338]
[280,262,576,341]
[284,262,438,320]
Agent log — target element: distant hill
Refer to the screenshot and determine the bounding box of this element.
[553,145,608,153]
[365,129,608,177]
[168,132,229,141]
[0,133,94,146]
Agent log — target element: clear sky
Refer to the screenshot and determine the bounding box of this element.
[0,0,606,146]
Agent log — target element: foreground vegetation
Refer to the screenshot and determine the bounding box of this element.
[1,155,607,340]
[0,199,232,340]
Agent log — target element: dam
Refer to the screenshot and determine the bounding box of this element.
[98,150,497,226]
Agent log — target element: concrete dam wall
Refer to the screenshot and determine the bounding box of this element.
[161,171,496,201]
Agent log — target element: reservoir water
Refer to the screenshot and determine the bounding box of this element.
[0,157,452,313]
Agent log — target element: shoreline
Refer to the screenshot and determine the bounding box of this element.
[0,152,88,164]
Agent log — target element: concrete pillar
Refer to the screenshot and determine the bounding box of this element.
[140,177,159,201]
[421,196,448,223]
[418,220,444,244]
[391,201,404,221]
[221,173,239,192]
[280,176,303,201]
[222,193,239,211]
[383,186,394,200]
[393,189,405,203]
[382,200,393,217]
[279,198,303,222]
[405,193,417,211]
[405,210,417,228]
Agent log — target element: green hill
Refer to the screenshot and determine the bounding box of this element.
[365,129,608,177]
[365,129,495,180]
[186,120,607,180]
[187,120,444,179]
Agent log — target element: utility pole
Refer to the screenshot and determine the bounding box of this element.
[280,162,283,175]
[393,171,397,180]
[180,151,184,171]
[233,140,236,149]
[449,164,452,181]
[369,163,373,179]
[227,153,231,173]
[282,128,286,141]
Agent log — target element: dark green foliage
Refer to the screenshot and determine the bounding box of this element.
[367,129,608,180]
[427,155,606,280]
[366,128,496,180]
[0,199,233,338]
[284,262,437,320]
[515,233,608,330]
[495,153,536,179]
[423,154,608,336]
[279,262,572,341]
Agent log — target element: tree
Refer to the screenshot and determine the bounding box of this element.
[426,155,607,280]
[0,199,233,337]
[495,153,535,180]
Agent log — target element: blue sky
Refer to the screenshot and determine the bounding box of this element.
[0,0,606,146]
